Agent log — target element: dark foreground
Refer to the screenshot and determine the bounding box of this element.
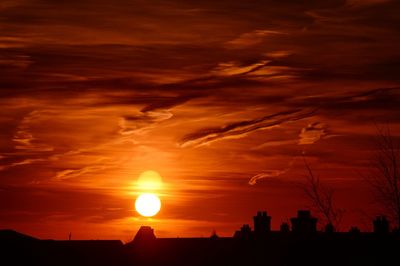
[0,230,398,266]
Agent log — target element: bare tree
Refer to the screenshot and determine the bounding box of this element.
[302,156,344,230]
[367,126,400,229]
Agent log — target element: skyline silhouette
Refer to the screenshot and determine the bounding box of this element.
[1,209,399,265]
[1,208,398,241]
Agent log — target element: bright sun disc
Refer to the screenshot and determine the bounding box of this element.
[135,193,161,217]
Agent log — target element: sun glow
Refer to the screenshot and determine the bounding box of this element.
[137,170,163,190]
[135,193,161,217]
[134,171,163,217]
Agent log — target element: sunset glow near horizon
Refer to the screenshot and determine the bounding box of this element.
[135,171,162,217]
[1,0,400,240]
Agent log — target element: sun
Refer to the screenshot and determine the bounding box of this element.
[135,193,161,217]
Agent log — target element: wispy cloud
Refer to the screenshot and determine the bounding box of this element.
[179,109,317,148]
[55,159,112,181]
[141,95,199,113]
[211,60,270,77]
[346,0,390,8]
[13,110,54,152]
[119,110,173,136]
[248,159,296,185]
[248,169,288,185]
[226,30,285,49]
[298,122,327,145]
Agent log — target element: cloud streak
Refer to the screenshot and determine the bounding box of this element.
[179,109,317,148]
[226,30,286,49]
[248,159,296,185]
[298,122,328,145]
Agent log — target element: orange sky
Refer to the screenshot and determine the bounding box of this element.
[1,0,400,240]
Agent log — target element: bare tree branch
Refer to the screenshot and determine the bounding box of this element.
[302,156,344,230]
[367,125,400,229]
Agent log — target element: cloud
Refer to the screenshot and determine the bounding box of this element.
[117,93,201,137]
[346,0,390,8]
[248,159,295,185]
[248,170,288,185]
[0,36,29,49]
[0,158,47,172]
[252,122,335,149]
[179,109,317,148]
[211,60,270,77]
[298,122,327,145]
[292,87,400,114]
[253,139,298,150]
[140,95,199,112]
[264,51,292,59]
[55,161,111,181]
[119,110,173,136]
[12,110,54,152]
[226,30,285,49]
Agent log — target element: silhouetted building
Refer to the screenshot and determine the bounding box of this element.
[290,210,317,234]
[133,226,156,243]
[393,227,400,234]
[210,230,219,240]
[349,226,361,234]
[280,222,290,233]
[253,211,271,236]
[325,223,335,233]
[233,224,252,240]
[0,229,38,242]
[373,216,389,234]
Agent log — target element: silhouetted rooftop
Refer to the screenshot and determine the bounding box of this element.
[0,229,38,242]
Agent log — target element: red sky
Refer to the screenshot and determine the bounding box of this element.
[1,0,400,241]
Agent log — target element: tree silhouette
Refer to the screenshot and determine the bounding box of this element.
[302,156,344,230]
[367,126,400,229]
